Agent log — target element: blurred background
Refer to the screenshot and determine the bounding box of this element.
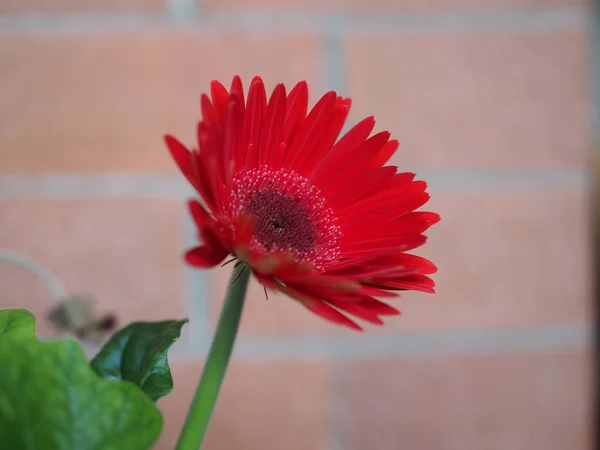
[0,0,594,449]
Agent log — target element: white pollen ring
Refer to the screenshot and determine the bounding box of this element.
[226,167,342,271]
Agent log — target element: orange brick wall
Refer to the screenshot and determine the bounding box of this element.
[0,1,593,449]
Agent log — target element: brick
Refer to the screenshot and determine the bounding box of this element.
[210,188,591,334]
[345,30,591,169]
[156,361,329,450]
[375,188,592,332]
[341,350,593,450]
[203,0,589,12]
[0,199,185,339]
[0,32,322,173]
[0,0,165,14]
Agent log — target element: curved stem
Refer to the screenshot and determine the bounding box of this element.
[175,263,251,450]
[0,248,68,300]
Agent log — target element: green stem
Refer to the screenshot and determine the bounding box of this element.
[175,263,251,450]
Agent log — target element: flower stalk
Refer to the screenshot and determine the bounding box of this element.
[175,262,251,450]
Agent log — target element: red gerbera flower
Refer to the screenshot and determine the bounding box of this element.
[166,76,439,331]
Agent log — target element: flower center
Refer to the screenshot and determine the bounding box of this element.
[246,191,316,254]
[228,168,341,271]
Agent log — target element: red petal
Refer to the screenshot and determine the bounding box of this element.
[277,283,363,331]
[188,198,211,228]
[327,252,398,272]
[185,243,228,268]
[197,122,225,206]
[164,134,192,174]
[371,274,436,293]
[338,192,430,226]
[341,235,427,258]
[222,95,244,184]
[233,213,256,247]
[327,251,436,276]
[327,165,397,209]
[330,265,419,280]
[341,180,427,218]
[321,131,390,190]
[231,77,248,175]
[253,271,279,290]
[188,198,232,247]
[358,285,399,298]
[323,297,384,325]
[342,211,439,243]
[165,135,217,212]
[246,250,313,277]
[284,274,361,294]
[385,253,438,275]
[297,99,351,176]
[357,297,401,316]
[281,81,309,148]
[200,94,222,139]
[210,80,229,126]
[304,300,364,331]
[368,139,399,170]
[393,212,441,234]
[259,83,287,167]
[245,143,258,171]
[309,116,375,185]
[229,76,245,111]
[283,91,337,170]
[243,77,267,170]
[386,172,416,188]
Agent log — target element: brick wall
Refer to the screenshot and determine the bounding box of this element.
[0,1,593,449]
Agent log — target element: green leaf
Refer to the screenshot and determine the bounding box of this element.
[91,319,188,402]
[0,308,35,339]
[0,334,162,450]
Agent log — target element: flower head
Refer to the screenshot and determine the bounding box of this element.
[166,76,439,331]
